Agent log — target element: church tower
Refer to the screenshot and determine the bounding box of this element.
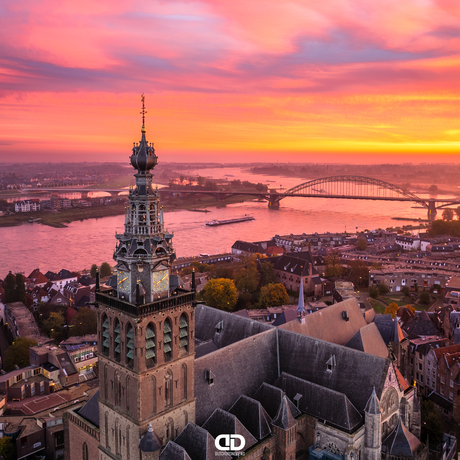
[96,96,196,460]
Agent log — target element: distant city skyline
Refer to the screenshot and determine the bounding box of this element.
[1,0,460,164]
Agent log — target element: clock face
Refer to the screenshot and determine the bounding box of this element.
[152,269,169,293]
[117,270,130,292]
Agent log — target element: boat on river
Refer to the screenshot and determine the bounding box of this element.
[206,215,254,227]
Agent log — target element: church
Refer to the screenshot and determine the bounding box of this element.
[63,98,426,460]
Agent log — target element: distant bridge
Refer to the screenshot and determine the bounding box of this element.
[24,176,460,221]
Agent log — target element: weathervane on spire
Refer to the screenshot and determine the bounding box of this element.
[140,93,147,128]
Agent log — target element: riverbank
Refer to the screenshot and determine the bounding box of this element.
[0,194,259,228]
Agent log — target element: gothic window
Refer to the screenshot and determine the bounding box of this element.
[115,371,121,407]
[102,314,109,356]
[164,318,172,362]
[105,413,109,447]
[126,323,134,367]
[182,363,187,400]
[165,370,173,407]
[82,442,88,460]
[184,410,188,426]
[179,313,188,355]
[126,376,131,414]
[115,419,119,455]
[126,426,130,460]
[103,364,108,400]
[165,418,174,442]
[146,323,156,368]
[114,318,121,362]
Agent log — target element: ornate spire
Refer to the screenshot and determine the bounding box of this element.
[296,275,305,316]
[140,93,147,134]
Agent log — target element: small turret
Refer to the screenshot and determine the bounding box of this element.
[364,387,382,460]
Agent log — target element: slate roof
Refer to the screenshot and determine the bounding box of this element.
[276,327,389,413]
[275,373,362,433]
[382,417,421,457]
[228,395,272,440]
[252,382,300,420]
[194,328,278,425]
[272,395,298,430]
[374,314,405,344]
[232,241,264,254]
[273,255,317,277]
[202,408,257,451]
[272,308,298,326]
[139,423,162,452]
[344,323,389,358]
[160,441,192,460]
[364,387,382,415]
[173,423,231,460]
[402,311,440,338]
[78,390,100,427]
[279,298,367,346]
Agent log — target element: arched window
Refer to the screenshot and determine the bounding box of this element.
[105,413,109,447]
[115,419,119,455]
[182,364,187,400]
[165,370,173,407]
[126,376,130,414]
[165,418,174,442]
[164,318,172,361]
[103,364,108,400]
[126,426,130,460]
[146,323,156,368]
[82,442,88,460]
[102,314,109,356]
[114,318,121,362]
[126,323,134,367]
[183,410,188,427]
[114,371,121,407]
[179,313,188,355]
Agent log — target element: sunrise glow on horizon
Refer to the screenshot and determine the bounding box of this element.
[1,0,460,164]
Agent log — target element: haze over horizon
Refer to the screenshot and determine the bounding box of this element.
[1,0,460,164]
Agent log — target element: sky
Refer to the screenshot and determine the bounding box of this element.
[1,0,460,164]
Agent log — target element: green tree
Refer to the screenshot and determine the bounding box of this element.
[369,285,379,299]
[0,436,16,460]
[401,285,410,297]
[428,184,438,193]
[430,283,441,293]
[259,283,289,307]
[15,273,27,304]
[377,282,389,296]
[384,302,399,319]
[197,176,205,187]
[235,257,260,294]
[99,262,112,278]
[259,261,276,287]
[4,272,16,303]
[356,237,368,251]
[3,337,38,371]
[202,278,237,311]
[43,311,65,341]
[419,291,431,305]
[90,264,98,278]
[324,251,343,277]
[442,208,454,221]
[455,206,460,220]
[70,307,97,336]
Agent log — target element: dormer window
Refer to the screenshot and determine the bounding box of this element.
[326,355,336,372]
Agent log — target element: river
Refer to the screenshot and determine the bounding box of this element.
[0,167,445,278]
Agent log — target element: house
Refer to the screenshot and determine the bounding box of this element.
[396,236,421,251]
[231,240,264,256]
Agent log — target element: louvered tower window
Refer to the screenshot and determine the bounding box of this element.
[126,323,134,367]
[114,320,121,362]
[146,323,156,368]
[164,318,172,362]
[102,316,109,355]
[179,314,188,355]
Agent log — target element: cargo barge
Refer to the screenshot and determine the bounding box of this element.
[206,215,254,226]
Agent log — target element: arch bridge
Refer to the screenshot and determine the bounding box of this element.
[266,175,458,221]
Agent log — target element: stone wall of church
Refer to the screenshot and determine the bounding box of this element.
[64,410,100,460]
[315,422,365,460]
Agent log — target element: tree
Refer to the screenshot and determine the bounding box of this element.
[90,264,98,278]
[3,337,38,371]
[442,208,454,221]
[202,278,237,311]
[369,285,379,299]
[70,307,97,336]
[235,257,260,294]
[15,273,27,304]
[99,262,112,278]
[419,291,431,305]
[401,286,410,297]
[324,251,343,277]
[0,436,16,460]
[384,302,399,319]
[377,282,389,296]
[428,184,438,193]
[43,311,65,341]
[348,260,369,287]
[456,206,460,221]
[4,272,16,303]
[197,176,205,187]
[259,283,289,307]
[259,261,276,287]
[356,237,368,251]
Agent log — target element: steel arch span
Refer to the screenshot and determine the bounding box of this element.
[270,175,436,218]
